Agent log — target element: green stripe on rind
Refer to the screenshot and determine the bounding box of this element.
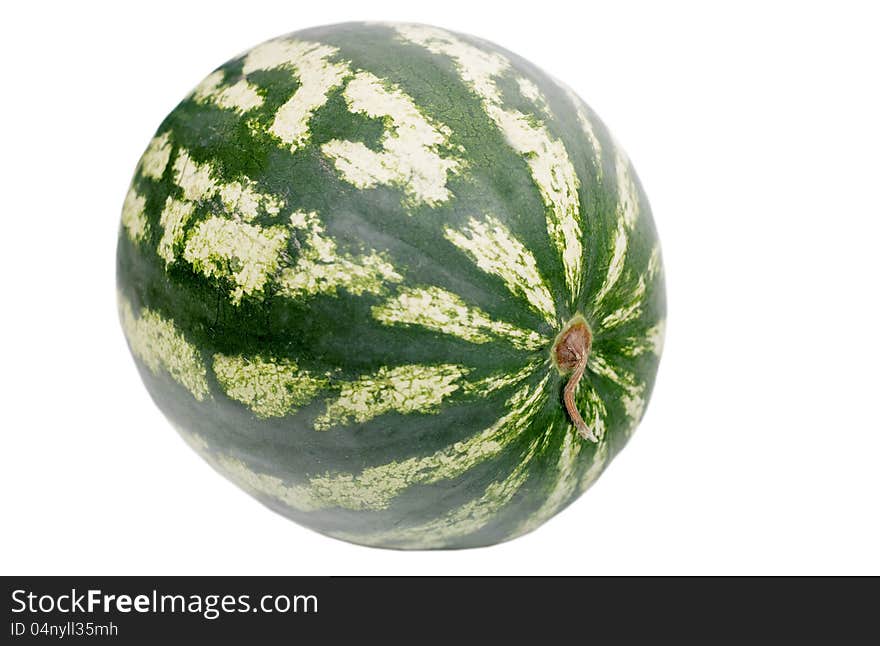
[557,80,603,176]
[509,427,582,538]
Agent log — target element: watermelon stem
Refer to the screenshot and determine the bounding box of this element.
[552,316,597,442]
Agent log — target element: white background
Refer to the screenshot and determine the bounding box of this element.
[2,1,878,575]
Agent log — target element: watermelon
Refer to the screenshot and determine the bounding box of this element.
[117,22,665,549]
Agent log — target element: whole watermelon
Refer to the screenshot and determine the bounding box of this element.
[117,22,666,549]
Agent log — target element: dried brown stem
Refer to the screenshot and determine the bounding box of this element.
[553,317,596,442]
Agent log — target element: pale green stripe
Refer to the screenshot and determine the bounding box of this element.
[372,285,545,351]
[277,210,402,298]
[139,131,172,181]
[121,186,148,243]
[200,373,548,515]
[242,38,349,152]
[313,363,470,431]
[395,24,583,301]
[600,276,646,329]
[118,294,209,401]
[321,70,461,206]
[308,373,548,511]
[212,453,320,512]
[192,70,263,113]
[213,354,328,418]
[592,149,640,311]
[509,383,609,537]
[183,217,288,305]
[461,359,545,396]
[171,148,284,217]
[600,245,661,332]
[444,215,557,327]
[156,197,194,265]
[331,418,551,548]
[589,351,646,427]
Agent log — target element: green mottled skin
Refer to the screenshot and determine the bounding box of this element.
[117,22,665,549]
